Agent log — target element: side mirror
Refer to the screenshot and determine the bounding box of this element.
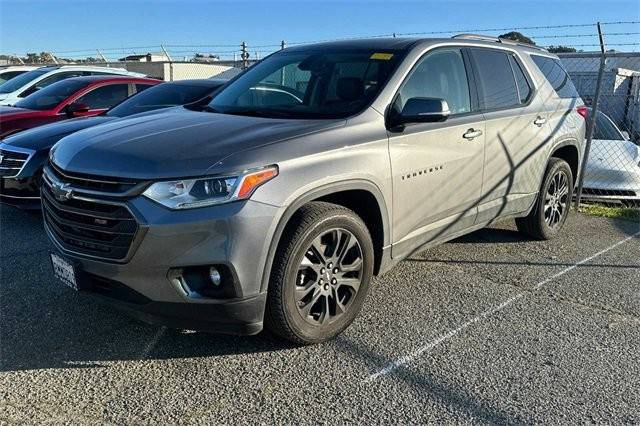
[621,130,630,140]
[389,97,450,127]
[65,102,90,117]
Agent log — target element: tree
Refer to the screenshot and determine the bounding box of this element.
[498,31,536,46]
[547,45,577,53]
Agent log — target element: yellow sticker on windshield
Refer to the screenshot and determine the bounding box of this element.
[370,52,394,60]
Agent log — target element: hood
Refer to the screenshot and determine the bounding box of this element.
[51,107,345,179]
[1,116,114,151]
[590,139,640,168]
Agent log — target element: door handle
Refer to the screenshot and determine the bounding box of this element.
[463,128,483,140]
[534,116,547,126]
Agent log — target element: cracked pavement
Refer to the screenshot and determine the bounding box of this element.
[1,206,639,424]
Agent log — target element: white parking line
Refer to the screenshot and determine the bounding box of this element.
[365,231,640,382]
[139,326,167,360]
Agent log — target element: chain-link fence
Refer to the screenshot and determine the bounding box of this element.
[562,50,640,207]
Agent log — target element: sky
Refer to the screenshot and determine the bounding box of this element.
[1,0,639,59]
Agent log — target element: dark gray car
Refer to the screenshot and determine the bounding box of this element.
[43,35,586,343]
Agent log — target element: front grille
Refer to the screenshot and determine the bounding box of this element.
[42,169,140,261]
[0,147,31,177]
[582,188,637,197]
[49,161,140,194]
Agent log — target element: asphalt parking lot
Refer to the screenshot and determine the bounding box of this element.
[1,206,639,424]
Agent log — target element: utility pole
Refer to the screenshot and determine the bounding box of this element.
[240,42,249,69]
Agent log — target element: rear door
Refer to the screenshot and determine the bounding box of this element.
[468,48,553,223]
[388,47,486,259]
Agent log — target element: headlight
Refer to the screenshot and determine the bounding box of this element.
[142,165,278,209]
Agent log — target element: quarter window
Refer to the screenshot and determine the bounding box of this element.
[396,48,471,115]
[470,49,519,110]
[531,55,579,99]
[75,84,129,109]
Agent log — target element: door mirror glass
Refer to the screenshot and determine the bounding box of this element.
[65,102,90,116]
[394,97,450,125]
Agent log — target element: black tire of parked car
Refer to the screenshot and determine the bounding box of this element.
[265,201,374,344]
[516,157,574,240]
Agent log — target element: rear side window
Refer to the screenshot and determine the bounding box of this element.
[469,48,519,110]
[75,84,129,109]
[531,55,579,99]
[509,56,532,103]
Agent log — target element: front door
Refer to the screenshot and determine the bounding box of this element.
[388,47,485,259]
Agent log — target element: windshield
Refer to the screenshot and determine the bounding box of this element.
[107,82,220,117]
[14,79,87,111]
[209,49,402,119]
[592,110,625,141]
[0,69,49,94]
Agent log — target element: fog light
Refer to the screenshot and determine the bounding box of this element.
[209,267,222,286]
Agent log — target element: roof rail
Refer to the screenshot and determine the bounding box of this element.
[451,33,548,52]
[451,34,501,43]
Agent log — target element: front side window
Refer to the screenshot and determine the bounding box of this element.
[28,71,83,91]
[470,48,520,110]
[209,49,403,119]
[531,55,579,99]
[13,79,88,110]
[395,48,471,115]
[74,84,129,109]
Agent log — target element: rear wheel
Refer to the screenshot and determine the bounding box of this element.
[516,158,573,240]
[265,201,374,344]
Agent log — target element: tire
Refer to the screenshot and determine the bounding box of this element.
[516,157,574,240]
[265,201,374,344]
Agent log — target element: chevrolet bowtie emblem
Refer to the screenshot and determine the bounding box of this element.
[51,181,74,202]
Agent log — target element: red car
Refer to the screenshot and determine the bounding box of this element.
[0,75,160,139]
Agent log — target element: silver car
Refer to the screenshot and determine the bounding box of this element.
[582,108,640,206]
[43,35,586,343]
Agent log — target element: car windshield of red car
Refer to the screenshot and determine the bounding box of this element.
[14,79,89,111]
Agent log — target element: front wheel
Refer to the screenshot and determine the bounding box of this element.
[516,158,574,240]
[265,201,374,344]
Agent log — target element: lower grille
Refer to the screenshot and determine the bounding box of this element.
[42,179,139,261]
[0,146,32,177]
[582,188,637,197]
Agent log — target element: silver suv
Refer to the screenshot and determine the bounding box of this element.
[43,35,586,343]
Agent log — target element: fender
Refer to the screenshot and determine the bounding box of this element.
[525,137,581,215]
[259,179,391,293]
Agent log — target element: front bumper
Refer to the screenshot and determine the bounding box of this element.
[45,194,283,335]
[0,175,41,209]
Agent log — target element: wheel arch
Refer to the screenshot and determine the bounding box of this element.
[550,140,580,182]
[260,179,391,293]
